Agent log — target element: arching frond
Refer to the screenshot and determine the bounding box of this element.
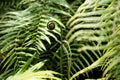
[1,0,120,80]
[65,0,119,79]
[102,4,120,79]
[0,0,67,75]
[6,60,61,80]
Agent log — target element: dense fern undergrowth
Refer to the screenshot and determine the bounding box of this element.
[0,0,120,80]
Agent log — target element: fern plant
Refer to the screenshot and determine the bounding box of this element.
[0,0,72,79]
[6,60,61,80]
[67,0,120,79]
[0,0,120,80]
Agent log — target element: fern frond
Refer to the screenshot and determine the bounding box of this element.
[102,4,120,79]
[0,0,67,74]
[65,0,119,79]
[6,60,61,80]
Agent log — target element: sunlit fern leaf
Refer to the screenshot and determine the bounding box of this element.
[101,2,120,79]
[6,60,62,80]
[65,0,118,79]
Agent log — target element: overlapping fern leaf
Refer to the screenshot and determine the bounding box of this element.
[1,0,120,80]
[0,0,67,77]
[6,60,61,80]
[101,1,120,79]
[64,0,120,79]
[28,0,120,79]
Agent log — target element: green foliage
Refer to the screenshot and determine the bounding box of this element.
[66,0,115,79]
[0,0,120,80]
[0,0,71,79]
[66,0,120,79]
[6,60,61,80]
[102,4,120,79]
[0,0,65,75]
